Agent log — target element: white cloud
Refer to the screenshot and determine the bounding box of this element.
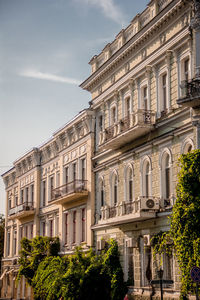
[75,0,126,25]
[19,70,81,85]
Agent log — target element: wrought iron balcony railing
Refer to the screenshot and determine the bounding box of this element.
[8,202,34,217]
[50,180,88,202]
[98,109,155,149]
[177,78,200,108]
[97,197,160,225]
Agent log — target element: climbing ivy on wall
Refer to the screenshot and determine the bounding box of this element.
[152,150,200,298]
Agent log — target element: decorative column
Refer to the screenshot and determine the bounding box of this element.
[136,78,140,110]
[59,205,64,248]
[173,50,180,99]
[192,119,200,148]
[146,65,152,111]
[166,50,172,111]
[152,66,159,118]
[128,79,134,113]
[76,209,81,245]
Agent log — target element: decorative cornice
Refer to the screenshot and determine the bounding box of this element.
[80,0,183,91]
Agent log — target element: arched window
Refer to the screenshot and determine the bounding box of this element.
[165,154,171,199]
[126,166,134,202]
[160,150,172,203]
[145,162,150,197]
[114,175,118,205]
[182,139,194,154]
[110,171,118,206]
[141,156,152,198]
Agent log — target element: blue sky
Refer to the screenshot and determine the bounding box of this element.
[0,0,149,214]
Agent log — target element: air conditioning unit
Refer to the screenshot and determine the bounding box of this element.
[97,239,105,250]
[126,237,138,248]
[140,198,159,210]
[143,234,151,246]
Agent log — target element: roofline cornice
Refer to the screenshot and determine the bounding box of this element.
[80,0,184,90]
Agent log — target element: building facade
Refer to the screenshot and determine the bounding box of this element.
[81,0,200,298]
[0,109,95,299]
[1,0,200,299]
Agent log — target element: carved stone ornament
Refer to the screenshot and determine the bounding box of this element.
[159,33,166,45]
[141,48,147,60]
[191,0,200,30]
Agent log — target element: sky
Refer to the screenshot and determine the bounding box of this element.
[0,0,149,215]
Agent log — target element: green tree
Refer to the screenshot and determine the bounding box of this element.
[17,236,60,286]
[18,237,126,300]
[152,150,200,298]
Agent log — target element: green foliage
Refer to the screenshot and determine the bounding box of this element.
[152,150,200,298]
[151,231,173,258]
[18,237,126,300]
[17,236,60,286]
[33,256,68,300]
[102,239,127,300]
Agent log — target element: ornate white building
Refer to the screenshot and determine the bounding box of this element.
[1,0,200,299]
[80,0,200,298]
[0,109,95,299]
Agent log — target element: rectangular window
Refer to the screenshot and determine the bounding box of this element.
[81,158,86,181]
[99,115,103,131]
[30,224,33,239]
[30,184,34,205]
[112,107,116,124]
[126,98,130,116]
[81,209,86,242]
[73,163,77,182]
[7,231,10,256]
[15,195,18,206]
[184,59,189,81]
[13,230,17,255]
[25,225,28,238]
[65,213,68,244]
[8,197,11,210]
[65,167,69,184]
[42,181,46,207]
[73,211,76,244]
[25,187,29,203]
[20,226,23,240]
[20,189,24,204]
[42,222,46,236]
[143,87,148,110]
[162,74,167,111]
[56,172,60,188]
[55,216,59,236]
[50,177,54,199]
[49,220,53,237]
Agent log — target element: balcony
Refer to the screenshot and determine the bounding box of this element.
[94,197,160,228]
[50,180,88,205]
[8,202,35,220]
[177,79,200,108]
[98,109,155,150]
